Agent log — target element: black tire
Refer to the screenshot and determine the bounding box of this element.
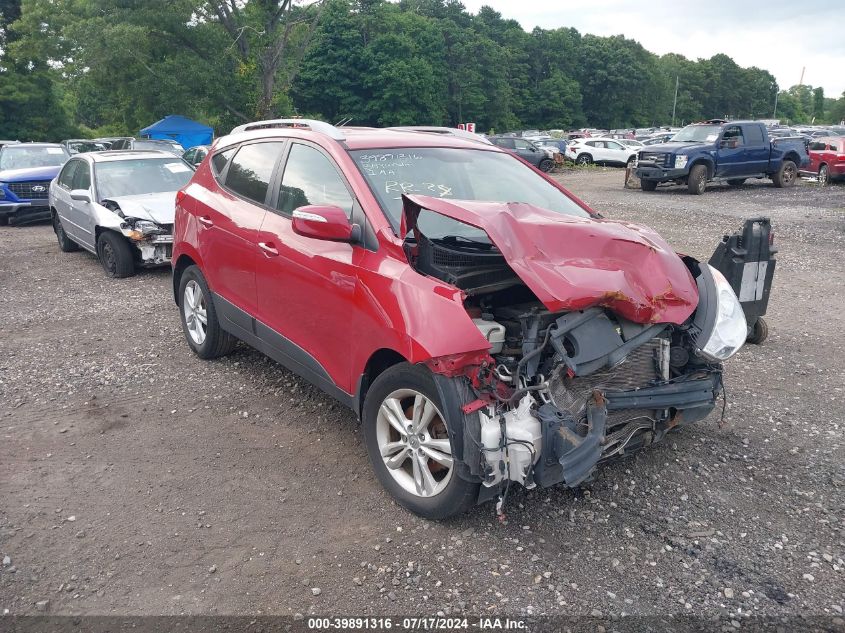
[539,158,554,172]
[772,160,797,188]
[747,317,769,345]
[96,231,135,278]
[640,179,658,192]
[362,362,479,520]
[53,212,79,252]
[687,164,708,195]
[576,153,593,166]
[818,164,829,187]
[727,178,746,187]
[178,265,237,359]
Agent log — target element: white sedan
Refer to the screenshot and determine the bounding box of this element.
[565,138,638,167]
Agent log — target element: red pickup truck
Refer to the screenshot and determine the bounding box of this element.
[802,136,845,186]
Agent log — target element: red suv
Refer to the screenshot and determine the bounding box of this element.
[802,136,845,185]
[172,119,748,519]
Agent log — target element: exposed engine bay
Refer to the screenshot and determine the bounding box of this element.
[402,196,747,506]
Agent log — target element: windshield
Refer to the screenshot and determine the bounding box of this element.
[350,147,589,240]
[0,146,69,170]
[671,125,722,143]
[96,158,194,199]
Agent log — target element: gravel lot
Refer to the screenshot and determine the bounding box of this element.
[1,170,844,623]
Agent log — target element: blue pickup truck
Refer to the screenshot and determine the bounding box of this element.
[635,120,809,194]
[0,143,70,225]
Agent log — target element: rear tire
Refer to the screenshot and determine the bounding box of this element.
[362,362,478,520]
[727,178,746,187]
[576,154,593,166]
[772,160,797,188]
[818,164,829,187]
[53,212,79,252]
[687,164,707,195]
[178,265,238,359]
[640,179,657,192]
[96,231,135,278]
[539,158,554,172]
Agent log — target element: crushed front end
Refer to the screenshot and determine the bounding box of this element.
[401,195,746,506]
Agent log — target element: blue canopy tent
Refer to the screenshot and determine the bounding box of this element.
[140,115,213,150]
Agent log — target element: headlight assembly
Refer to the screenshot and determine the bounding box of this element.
[693,264,747,361]
[675,155,688,169]
[122,219,165,241]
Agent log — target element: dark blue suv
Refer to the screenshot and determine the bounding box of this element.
[0,143,70,225]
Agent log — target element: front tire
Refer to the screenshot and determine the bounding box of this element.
[640,179,658,192]
[178,265,237,359]
[747,317,768,345]
[818,164,829,187]
[96,231,135,278]
[362,363,478,520]
[539,158,554,172]
[53,212,79,252]
[687,164,708,195]
[773,160,797,188]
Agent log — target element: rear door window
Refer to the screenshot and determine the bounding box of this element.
[223,142,286,206]
[745,125,765,145]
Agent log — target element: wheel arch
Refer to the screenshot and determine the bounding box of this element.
[172,254,198,304]
[689,157,714,179]
[783,151,801,167]
[355,347,409,418]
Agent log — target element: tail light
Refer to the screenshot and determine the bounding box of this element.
[769,229,775,246]
[176,190,187,206]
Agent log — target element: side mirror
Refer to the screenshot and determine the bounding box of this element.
[292,205,360,243]
[70,189,91,203]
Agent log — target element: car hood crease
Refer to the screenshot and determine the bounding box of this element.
[103,192,177,225]
[401,194,699,325]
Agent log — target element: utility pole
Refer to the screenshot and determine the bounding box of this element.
[671,76,679,127]
[773,91,778,118]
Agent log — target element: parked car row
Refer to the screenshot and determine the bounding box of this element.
[14,119,751,520]
[0,137,212,226]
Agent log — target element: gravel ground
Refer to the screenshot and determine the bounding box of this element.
[1,170,844,623]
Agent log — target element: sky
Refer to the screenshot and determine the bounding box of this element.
[460,0,845,97]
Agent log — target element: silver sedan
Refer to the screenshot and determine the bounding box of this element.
[49,150,195,278]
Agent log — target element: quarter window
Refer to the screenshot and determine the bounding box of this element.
[224,143,285,205]
[277,144,353,217]
[211,148,235,176]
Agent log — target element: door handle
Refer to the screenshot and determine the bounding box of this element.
[258,241,279,256]
[198,216,213,227]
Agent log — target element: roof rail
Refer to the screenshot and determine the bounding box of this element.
[385,126,492,145]
[230,118,346,141]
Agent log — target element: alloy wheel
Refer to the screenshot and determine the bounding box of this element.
[783,164,796,185]
[376,389,453,498]
[819,165,829,186]
[183,280,208,345]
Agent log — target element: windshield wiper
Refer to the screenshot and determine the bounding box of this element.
[435,235,495,250]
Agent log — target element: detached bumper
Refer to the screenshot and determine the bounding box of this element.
[0,202,50,225]
[635,165,688,182]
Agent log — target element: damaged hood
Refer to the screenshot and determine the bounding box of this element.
[402,195,698,325]
[104,192,177,225]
